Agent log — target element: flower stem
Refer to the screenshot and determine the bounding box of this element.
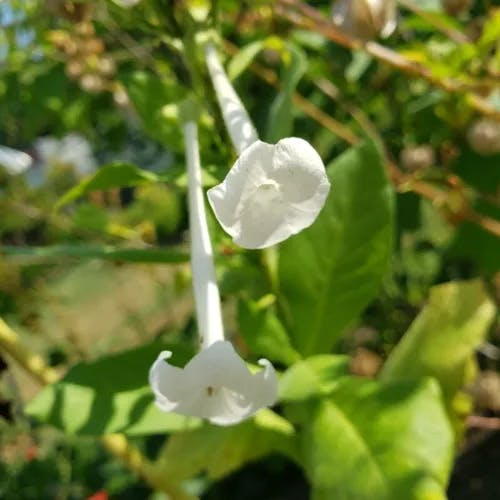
[183,121,225,348]
[204,43,259,154]
[0,317,59,385]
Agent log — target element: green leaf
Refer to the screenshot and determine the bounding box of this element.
[279,140,394,355]
[25,342,201,436]
[279,355,350,402]
[120,71,185,149]
[154,409,297,481]
[381,280,496,402]
[237,298,300,366]
[227,40,264,80]
[1,244,189,264]
[300,377,454,500]
[55,163,159,210]
[265,44,307,142]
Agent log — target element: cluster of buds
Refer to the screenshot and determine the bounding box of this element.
[49,22,116,94]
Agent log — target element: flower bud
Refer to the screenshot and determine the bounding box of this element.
[81,38,105,55]
[80,74,106,93]
[98,56,116,77]
[66,59,84,79]
[400,145,436,171]
[467,118,500,156]
[332,0,398,41]
[74,22,95,38]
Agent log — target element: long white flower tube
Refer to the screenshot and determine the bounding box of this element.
[205,43,259,155]
[184,121,224,350]
[149,121,278,426]
[205,43,330,249]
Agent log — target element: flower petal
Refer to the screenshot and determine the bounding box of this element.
[207,140,274,236]
[208,137,330,249]
[149,341,278,426]
[148,351,186,412]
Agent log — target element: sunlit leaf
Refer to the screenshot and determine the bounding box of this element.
[381,280,496,403]
[279,140,394,355]
[25,342,200,436]
[299,377,454,500]
[154,409,297,481]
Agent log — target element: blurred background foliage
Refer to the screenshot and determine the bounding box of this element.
[0,0,499,499]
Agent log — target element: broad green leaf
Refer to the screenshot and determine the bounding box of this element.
[26,342,201,436]
[55,163,159,210]
[381,280,496,401]
[300,377,454,500]
[227,40,264,80]
[265,44,307,142]
[1,244,189,264]
[238,298,300,366]
[279,140,394,355]
[155,409,297,481]
[279,355,349,402]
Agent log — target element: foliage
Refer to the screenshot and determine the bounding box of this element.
[0,1,499,499]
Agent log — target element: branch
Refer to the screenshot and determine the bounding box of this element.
[276,0,500,119]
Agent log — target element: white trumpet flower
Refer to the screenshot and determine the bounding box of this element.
[332,0,398,40]
[207,137,331,249]
[204,43,330,249]
[0,146,33,175]
[34,133,96,177]
[149,121,278,426]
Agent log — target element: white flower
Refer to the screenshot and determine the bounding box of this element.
[204,43,330,248]
[35,133,96,177]
[149,341,277,426]
[207,137,330,249]
[0,146,33,175]
[332,0,398,40]
[149,122,278,426]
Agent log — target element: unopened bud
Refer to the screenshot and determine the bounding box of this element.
[469,371,500,411]
[332,0,398,41]
[66,59,84,79]
[81,38,105,55]
[74,22,95,38]
[467,118,500,156]
[349,348,383,378]
[442,0,472,16]
[400,145,436,171]
[80,74,106,93]
[98,56,116,77]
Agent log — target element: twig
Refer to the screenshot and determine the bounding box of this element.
[0,317,194,500]
[466,415,500,430]
[276,0,500,119]
[398,0,469,44]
